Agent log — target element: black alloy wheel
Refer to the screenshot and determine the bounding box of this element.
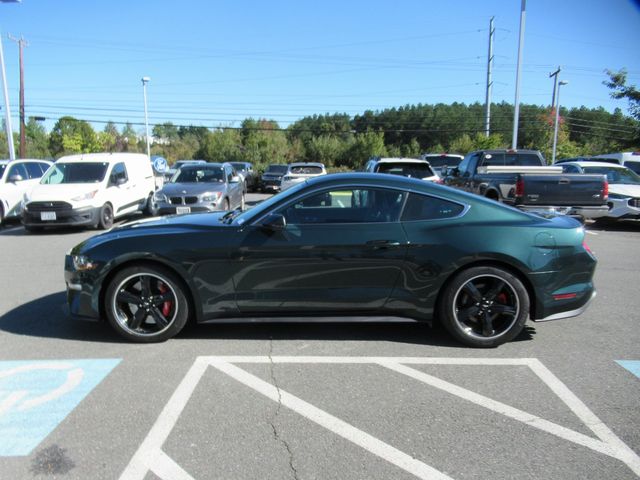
[438,266,529,348]
[104,264,189,342]
[97,203,114,230]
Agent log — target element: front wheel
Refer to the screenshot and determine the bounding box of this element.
[104,264,190,342]
[97,203,114,230]
[437,266,529,348]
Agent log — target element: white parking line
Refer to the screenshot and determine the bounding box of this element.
[119,357,640,480]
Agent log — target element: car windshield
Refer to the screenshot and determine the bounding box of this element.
[425,156,462,168]
[230,163,247,172]
[377,162,435,178]
[266,165,288,174]
[289,165,323,175]
[172,166,224,183]
[583,167,640,185]
[40,162,108,184]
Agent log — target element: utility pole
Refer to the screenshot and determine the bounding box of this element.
[0,30,15,161]
[549,66,561,114]
[484,16,495,137]
[8,34,26,158]
[512,0,526,149]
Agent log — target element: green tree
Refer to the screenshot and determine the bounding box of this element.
[121,123,141,153]
[198,129,243,163]
[49,116,98,158]
[605,69,640,121]
[342,131,387,169]
[25,118,51,158]
[449,134,474,155]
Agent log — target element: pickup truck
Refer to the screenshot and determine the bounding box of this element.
[443,149,609,219]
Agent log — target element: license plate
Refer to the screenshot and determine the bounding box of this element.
[176,207,191,215]
[40,211,56,221]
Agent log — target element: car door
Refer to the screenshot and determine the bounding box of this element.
[108,162,135,216]
[2,162,31,217]
[232,186,409,314]
[226,165,243,208]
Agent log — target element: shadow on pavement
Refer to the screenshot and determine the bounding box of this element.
[0,291,536,348]
[585,219,640,232]
[0,291,120,343]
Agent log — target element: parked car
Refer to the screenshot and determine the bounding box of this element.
[0,159,53,224]
[443,149,609,220]
[153,162,244,215]
[365,157,440,183]
[419,153,464,176]
[280,162,327,191]
[22,153,156,231]
[65,172,597,348]
[229,162,257,193]
[592,152,640,175]
[260,164,289,193]
[163,159,207,181]
[559,161,640,221]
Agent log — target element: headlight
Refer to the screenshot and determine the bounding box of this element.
[201,192,222,203]
[72,255,97,271]
[71,190,98,202]
[154,192,167,202]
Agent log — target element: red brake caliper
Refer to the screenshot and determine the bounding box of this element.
[158,282,172,317]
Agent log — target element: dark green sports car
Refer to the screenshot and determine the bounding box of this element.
[65,173,597,347]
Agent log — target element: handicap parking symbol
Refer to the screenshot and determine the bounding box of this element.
[0,359,121,456]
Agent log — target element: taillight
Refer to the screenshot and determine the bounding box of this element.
[603,180,608,200]
[515,178,525,197]
[583,240,594,256]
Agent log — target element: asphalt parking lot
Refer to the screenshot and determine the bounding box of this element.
[0,196,639,480]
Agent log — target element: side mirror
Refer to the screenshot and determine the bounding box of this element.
[231,175,241,183]
[8,174,24,183]
[261,213,286,232]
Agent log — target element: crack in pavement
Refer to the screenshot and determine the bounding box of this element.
[268,337,300,480]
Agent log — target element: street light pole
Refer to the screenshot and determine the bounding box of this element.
[0,31,15,161]
[512,0,526,150]
[141,76,151,160]
[551,80,568,164]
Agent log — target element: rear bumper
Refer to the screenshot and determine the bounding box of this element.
[518,205,609,219]
[535,290,596,322]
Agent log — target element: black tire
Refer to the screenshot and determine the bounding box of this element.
[104,264,190,342]
[144,193,157,217]
[97,203,114,230]
[437,266,529,348]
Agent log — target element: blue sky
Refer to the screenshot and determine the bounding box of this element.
[2,0,640,132]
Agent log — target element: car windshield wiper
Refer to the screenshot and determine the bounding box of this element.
[220,208,243,224]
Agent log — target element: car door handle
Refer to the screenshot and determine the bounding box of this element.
[366,240,401,248]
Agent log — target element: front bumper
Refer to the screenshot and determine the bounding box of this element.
[65,255,101,322]
[23,205,100,228]
[156,203,221,216]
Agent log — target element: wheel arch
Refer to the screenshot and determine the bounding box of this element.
[434,259,537,323]
[98,258,201,325]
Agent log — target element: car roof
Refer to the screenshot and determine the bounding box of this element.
[421,153,463,158]
[289,162,325,167]
[374,158,430,164]
[560,161,629,169]
[56,153,149,164]
[0,158,52,164]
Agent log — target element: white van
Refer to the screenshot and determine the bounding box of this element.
[592,152,640,175]
[23,153,156,231]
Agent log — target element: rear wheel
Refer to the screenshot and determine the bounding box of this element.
[97,203,114,230]
[438,266,529,348]
[104,264,189,342]
[144,193,157,217]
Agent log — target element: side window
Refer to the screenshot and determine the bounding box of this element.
[401,193,465,221]
[481,153,505,167]
[25,162,45,179]
[7,163,28,180]
[278,188,406,225]
[458,153,480,173]
[110,163,128,185]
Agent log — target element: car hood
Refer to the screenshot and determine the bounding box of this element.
[28,183,101,202]
[72,212,232,254]
[609,184,640,197]
[160,182,225,196]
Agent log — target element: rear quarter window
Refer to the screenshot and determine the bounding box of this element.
[401,193,465,221]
